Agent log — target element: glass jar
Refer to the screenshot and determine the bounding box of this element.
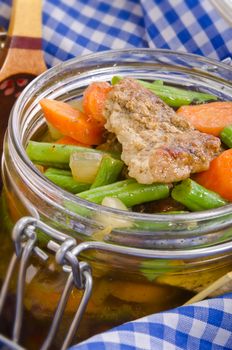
[0,49,232,350]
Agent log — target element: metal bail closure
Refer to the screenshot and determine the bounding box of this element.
[0,217,93,350]
[41,239,93,350]
[0,217,48,345]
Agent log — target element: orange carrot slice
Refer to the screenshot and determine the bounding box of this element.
[55,135,89,147]
[176,101,232,136]
[40,99,103,145]
[194,149,232,201]
[109,280,166,304]
[83,81,112,124]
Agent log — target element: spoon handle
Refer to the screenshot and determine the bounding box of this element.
[8,0,43,39]
[0,0,46,170]
[5,0,45,55]
[0,0,46,81]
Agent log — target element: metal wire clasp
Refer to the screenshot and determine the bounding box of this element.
[41,239,93,350]
[0,217,48,344]
[0,217,93,350]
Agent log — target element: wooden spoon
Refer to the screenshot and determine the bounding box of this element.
[0,29,6,64]
[0,0,47,156]
[0,27,6,50]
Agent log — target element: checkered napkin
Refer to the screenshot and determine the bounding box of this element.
[0,0,232,67]
[69,293,232,350]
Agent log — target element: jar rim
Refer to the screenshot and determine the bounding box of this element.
[7,48,232,225]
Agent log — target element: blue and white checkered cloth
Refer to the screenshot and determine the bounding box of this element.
[70,293,232,350]
[0,0,231,67]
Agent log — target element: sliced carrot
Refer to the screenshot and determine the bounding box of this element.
[40,99,103,145]
[194,149,232,201]
[109,280,166,303]
[24,279,85,314]
[83,81,112,125]
[176,101,232,136]
[55,135,89,147]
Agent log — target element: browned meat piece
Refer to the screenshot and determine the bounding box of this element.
[133,197,187,214]
[103,78,221,184]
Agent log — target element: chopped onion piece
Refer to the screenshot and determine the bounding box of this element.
[69,99,84,112]
[47,121,63,140]
[94,196,133,229]
[69,151,103,183]
[102,197,128,210]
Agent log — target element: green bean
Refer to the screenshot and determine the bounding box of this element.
[44,168,90,193]
[139,259,175,282]
[91,155,124,189]
[171,178,227,211]
[45,168,73,176]
[78,179,170,207]
[26,141,121,168]
[111,76,217,107]
[220,125,232,148]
